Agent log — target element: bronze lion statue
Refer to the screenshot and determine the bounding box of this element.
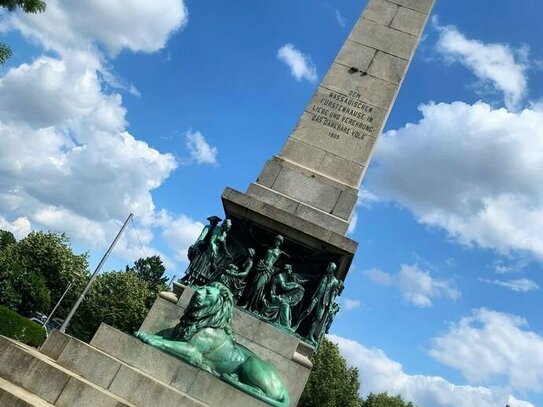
[135,282,290,407]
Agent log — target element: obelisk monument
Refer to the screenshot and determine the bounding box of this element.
[223,0,435,279]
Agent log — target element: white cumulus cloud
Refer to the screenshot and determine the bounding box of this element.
[329,334,534,407]
[185,131,219,165]
[368,101,543,261]
[277,43,317,82]
[362,264,460,308]
[479,278,539,292]
[6,0,188,56]
[435,20,529,110]
[429,308,543,392]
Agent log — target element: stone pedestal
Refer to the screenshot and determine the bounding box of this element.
[138,283,313,406]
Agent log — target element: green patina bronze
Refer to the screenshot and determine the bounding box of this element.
[179,216,345,344]
[182,218,233,286]
[262,264,306,332]
[295,262,343,345]
[135,282,290,407]
[240,234,288,314]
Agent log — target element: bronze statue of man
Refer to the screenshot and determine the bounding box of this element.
[295,262,343,343]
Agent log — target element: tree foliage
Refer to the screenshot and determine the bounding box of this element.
[15,231,89,317]
[68,270,155,342]
[127,255,168,296]
[0,0,46,64]
[299,338,362,407]
[0,305,47,347]
[361,393,417,407]
[0,229,88,317]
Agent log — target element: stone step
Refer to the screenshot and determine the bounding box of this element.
[42,326,268,407]
[0,335,140,407]
[0,376,55,407]
[39,330,208,407]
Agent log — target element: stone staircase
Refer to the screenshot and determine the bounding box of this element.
[0,331,211,407]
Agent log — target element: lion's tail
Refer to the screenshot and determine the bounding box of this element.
[221,375,290,407]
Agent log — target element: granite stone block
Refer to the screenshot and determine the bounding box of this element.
[57,337,121,389]
[391,5,428,36]
[322,63,398,111]
[108,365,204,407]
[368,51,408,85]
[55,377,133,407]
[332,189,359,221]
[362,0,399,25]
[247,183,299,214]
[256,159,282,188]
[139,296,184,335]
[318,152,364,189]
[385,0,433,14]
[188,370,269,407]
[351,18,418,59]
[333,40,375,77]
[272,166,341,213]
[279,138,326,171]
[39,330,70,361]
[295,203,349,235]
[90,324,179,385]
[0,344,70,404]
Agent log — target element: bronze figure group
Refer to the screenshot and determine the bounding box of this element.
[181,216,343,345]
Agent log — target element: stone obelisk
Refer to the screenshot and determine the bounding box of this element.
[223,0,435,280]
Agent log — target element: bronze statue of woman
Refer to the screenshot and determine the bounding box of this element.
[241,235,288,314]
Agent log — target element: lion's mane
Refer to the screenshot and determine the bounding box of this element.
[173,282,234,341]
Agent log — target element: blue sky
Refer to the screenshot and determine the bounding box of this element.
[1,1,543,406]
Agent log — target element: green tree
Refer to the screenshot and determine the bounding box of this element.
[68,270,154,342]
[127,255,168,294]
[299,338,362,407]
[0,0,46,64]
[361,393,417,407]
[15,231,89,317]
[0,241,50,315]
[0,230,16,250]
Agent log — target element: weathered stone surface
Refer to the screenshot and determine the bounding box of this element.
[318,153,364,190]
[256,159,282,188]
[295,203,349,235]
[55,377,133,407]
[139,296,184,335]
[280,138,326,171]
[351,18,418,60]
[177,285,196,308]
[188,370,268,407]
[231,308,261,341]
[39,330,70,361]
[169,362,200,394]
[362,0,399,25]
[322,64,398,111]
[332,189,359,221]
[247,183,299,214]
[108,365,204,407]
[333,40,375,76]
[391,5,428,36]
[272,166,341,213]
[0,376,55,407]
[0,342,70,404]
[252,321,299,359]
[386,0,433,14]
[91,324,180,385]
[368,51,409,85]
[57,336,121,389]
